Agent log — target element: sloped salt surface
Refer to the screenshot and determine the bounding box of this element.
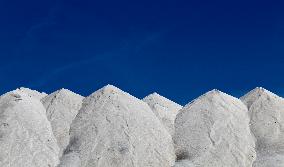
[58,152,81,167]
[16,87,47,99]
[241,87,284,166]
[0,90,59,167]
[174,90,256,167]
[59,85,175,167]
[143,92,182,136]
[41,89,83,156]
[173,160,195,167]
[251,153,284,167]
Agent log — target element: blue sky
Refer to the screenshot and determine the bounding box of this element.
[1,0,284,104]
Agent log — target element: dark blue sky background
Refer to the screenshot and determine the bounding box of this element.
[1,0,284,104]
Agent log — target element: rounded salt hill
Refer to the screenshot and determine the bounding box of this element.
[59,85,175,167]
[174,90,256,167]
[0,90,59,167]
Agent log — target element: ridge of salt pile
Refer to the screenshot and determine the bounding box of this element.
[16,87,47,100]
[143,92,182,136]
[41,88,84,156]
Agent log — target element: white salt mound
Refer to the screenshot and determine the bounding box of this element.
[241,87,284,166]
[174,89,256,167]
[41,89,84,156]
[59,85,175,167]
[16,87,47,99]
[0,90,59,167]
[3,85,284,167]
[143,92,182,136]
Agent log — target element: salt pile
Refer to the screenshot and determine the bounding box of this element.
[59,85,175,167]
[41,89,84,156]
[0,90,59,167]
[143,92,182,136]
[174,90,256,167]
[241,87,284,167]
[2,85,284,167]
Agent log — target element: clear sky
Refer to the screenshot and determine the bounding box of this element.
[1,0,284,105]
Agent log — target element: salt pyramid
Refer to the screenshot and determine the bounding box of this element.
[143,92,182,136]
[0,89,59,167]
[241,87,284,166]
[59,85,175,167]
[16,87,47,99]
[174,90,256,167]
[41,89,84,156]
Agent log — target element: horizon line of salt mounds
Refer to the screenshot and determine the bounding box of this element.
[0,85,283,167]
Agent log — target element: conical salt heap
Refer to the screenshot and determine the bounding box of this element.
[174,90,256,167]
[41,89,84,156]
[59,85,175,167]
[241,87,284,167]
[143,92,182,136]
[0,89,59,167]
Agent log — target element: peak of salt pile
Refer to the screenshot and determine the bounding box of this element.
[41,88,84,156]
[0,90,59,167]
[16,87,47,99]
[174,89,256,167]
[143,92,182,136]
[59,85,175,167]
[241,87,284,166]
[240,87,277,109]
